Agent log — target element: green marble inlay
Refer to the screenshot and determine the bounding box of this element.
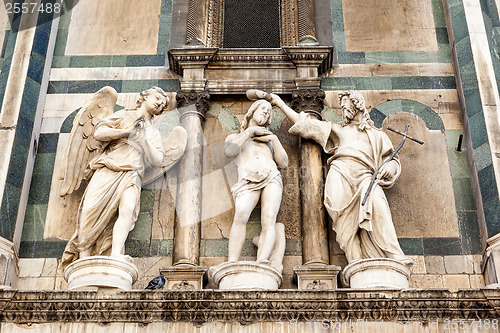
[457,211,482,254]
[123,239,150,257]
[397,238,423,255]
[322,77,455,91]
[445,131,471,178]
[431,0,447,28]
[21,204,48,242]
[372,100,444,130]
[0,184,21,240]
[140,189,155,212]
[28,153,56,205]
[321,106,342,124]
[452,12,469,42]
[464,91,483,117]
[201,239,229,257]
[453,178,477,211]
[7,144,28,189]
[474,142,494,171]
[122,80,159,93]
[217,106,240,132]
[478,164,497,203]
[129,212,152,241]
[18,241,66,258]
[423,237,462,255]
[158,109,180,132]
[269,108,286,131]
[447,0,465,19]
[245,221,261,239]
[150,239,173,256]
[469,111,488,149]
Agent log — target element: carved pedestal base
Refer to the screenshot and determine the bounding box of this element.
[160,266,207,290]
[341,258,412,289]
[64,256,138,291]
[209,261,282,290]
[293,265,341,290]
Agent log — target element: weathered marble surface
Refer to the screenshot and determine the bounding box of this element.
[343,0,438,52]
[65,0,161,55]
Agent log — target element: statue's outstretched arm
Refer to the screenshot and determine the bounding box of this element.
[269,93,299,123]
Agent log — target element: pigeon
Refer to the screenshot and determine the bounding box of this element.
[145,275,165,290]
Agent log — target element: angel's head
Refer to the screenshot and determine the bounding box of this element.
[241,99,272,131]
[137,87,169,115]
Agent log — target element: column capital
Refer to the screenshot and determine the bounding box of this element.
[176,90,211,121]
[291,89,325,119]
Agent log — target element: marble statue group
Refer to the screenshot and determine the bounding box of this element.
[60,86,411,290]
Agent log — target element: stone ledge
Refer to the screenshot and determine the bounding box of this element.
[0,289,499,324]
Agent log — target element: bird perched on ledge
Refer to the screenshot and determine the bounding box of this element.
[145,275,165,290]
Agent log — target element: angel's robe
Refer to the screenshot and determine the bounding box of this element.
[288,112,407,263]
[62,109,164,268]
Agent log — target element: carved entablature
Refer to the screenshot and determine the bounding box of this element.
[0,289,499,324]
[168,47,333,94]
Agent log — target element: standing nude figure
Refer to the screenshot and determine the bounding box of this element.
[224,99,288,263]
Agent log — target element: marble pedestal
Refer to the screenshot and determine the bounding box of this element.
[294,265,341,290]
[209,261,282,290]
[341,258,412,289]
[160,266,207,290]
[64,256,138,291]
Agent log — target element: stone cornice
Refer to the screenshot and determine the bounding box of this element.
[0,289,499,324]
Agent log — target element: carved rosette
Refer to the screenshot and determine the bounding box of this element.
[291,89,326,119]
[176,90,211,120]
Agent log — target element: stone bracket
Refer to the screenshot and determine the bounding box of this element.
[293,265,341,290]
[160,266,207,290]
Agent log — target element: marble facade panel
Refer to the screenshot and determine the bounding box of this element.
[342,0,438,52]
[65,0,161,56]
[383,113,460,238]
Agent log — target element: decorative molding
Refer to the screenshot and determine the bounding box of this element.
[281,0,299,46]
[169,47,333,94]
[168,48,219,76]
[206,0,223,47]
[0,289,499,323]
[0,238,16,258]
[282,46,334,75]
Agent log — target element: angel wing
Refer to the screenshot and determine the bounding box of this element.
[59,86,118,196]
[142,126,188,186]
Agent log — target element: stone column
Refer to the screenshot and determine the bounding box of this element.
[297,0,318,45]
[291,89,329,266]
[172,90,210,267]
[185,0,209,46]
[291,89,340,289]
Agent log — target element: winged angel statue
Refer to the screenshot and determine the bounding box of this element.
[59,86,187,268]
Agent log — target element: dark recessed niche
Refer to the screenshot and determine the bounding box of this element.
[223,0,281,48]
